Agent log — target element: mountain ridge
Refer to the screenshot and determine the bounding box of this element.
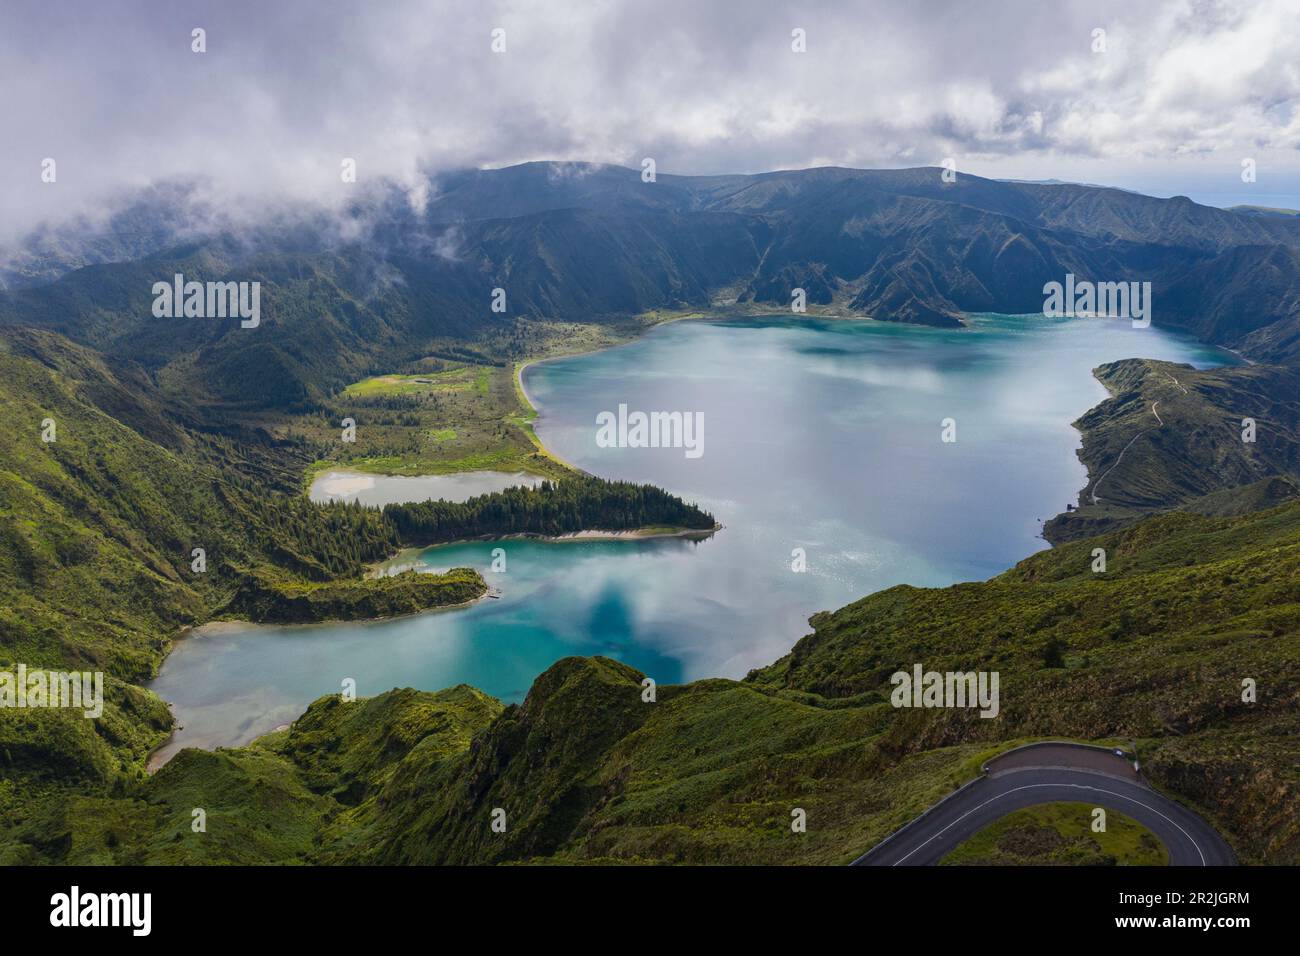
[6,163,1300,412]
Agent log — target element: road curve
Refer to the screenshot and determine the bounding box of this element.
[853,743,1236,866]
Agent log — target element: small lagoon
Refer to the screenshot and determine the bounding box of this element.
[308,469,543,507]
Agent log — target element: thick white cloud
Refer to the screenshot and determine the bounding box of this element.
[1,0,1297,241]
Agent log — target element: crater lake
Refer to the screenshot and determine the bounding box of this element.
[146,314,1233,765]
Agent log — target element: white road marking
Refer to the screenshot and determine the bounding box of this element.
[891,781,1208,866]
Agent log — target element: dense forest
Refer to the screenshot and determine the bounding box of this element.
[384,477,716,544]
[228,491,398,579]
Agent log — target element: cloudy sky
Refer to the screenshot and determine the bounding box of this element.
[2,0,1298,240]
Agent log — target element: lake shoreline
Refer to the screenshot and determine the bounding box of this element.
[143,586,498,773]
[145,313,1229,770]
[371,523,722,576]
[308,468,546,506]
[380,522,720,559]
[514,307,920,409]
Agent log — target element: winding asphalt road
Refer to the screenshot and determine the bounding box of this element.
[853,743,1236,866]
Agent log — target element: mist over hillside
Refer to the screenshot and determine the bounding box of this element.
[4,163,1300,412]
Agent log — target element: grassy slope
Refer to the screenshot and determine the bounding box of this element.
[281,312,697,485]
[0,325,724,864]
[0,330,486,855]
[939,802,1169,866]
[62,685,502,865]
[1045,358,1300,542]
[293,358,574,482]
[43,500,1296,866]
[0,329,485,677]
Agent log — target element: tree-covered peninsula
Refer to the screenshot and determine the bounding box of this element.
[384,477,717,545]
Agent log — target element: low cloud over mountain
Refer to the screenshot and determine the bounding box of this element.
[3,0,1298,244]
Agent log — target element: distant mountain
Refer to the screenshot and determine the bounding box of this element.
[4,162,1300,408]
[1227,204,1300,218]
[998,177,1145,193]
[0,183,219,291]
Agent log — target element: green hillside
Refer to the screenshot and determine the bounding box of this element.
[0,328,480,678]
[939,803,1169,866]
[0,324,718,864]
[8,498,1295,865]
[0,328,486,840]
[1045,358,1300,541]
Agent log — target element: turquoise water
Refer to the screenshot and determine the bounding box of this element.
[147,315,1232,764]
